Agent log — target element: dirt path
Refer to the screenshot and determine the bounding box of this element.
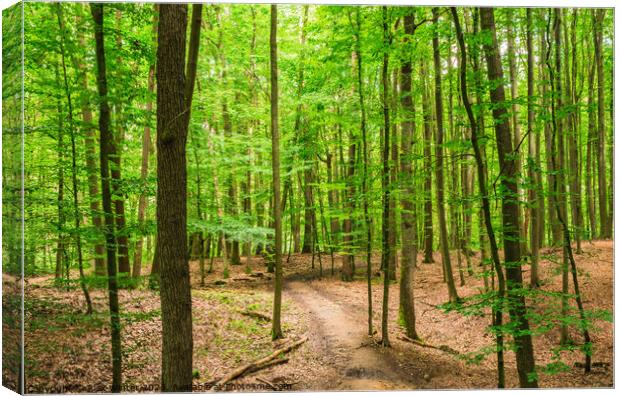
[285,280,419,390]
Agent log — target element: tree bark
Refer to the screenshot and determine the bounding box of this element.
[593,9,608,238]
[73,25,106,276]
[452,8,505,386]
[270,4,284,341]
[526,9,541,288]
[547,8,593,373]
[480,7,538,388]
[586,55,597,239]
[398,13,418,340]
[156,4,193,391]
[90,3,122,391]
[432,8,459,303]
[550,8,571,346]
[567,10,582,253]
[380,6,392,347]
[110,10,130,275]
[420,57,434,264]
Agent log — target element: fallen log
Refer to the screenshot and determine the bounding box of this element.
[239,310,271,322]
[213,336,308,389]
[232,277,253,282]
[398,335,460,356]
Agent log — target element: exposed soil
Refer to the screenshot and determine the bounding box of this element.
[12,240,613,392]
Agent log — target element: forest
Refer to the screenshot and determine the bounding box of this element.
[1,1,614,393]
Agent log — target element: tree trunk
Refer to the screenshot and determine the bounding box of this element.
[420,57,434,264]
[586,57,597,238]
[350,8,373,333]
[270,4,284,341]
[55,65,66,281]
[480,7,538,388]
[133,7,157,278]
[452,8,505,386]
[389,67,398,282]
[506,9,525,251]
[341,24,360,282]
[380,6,392,347]
[156,4,194,391]
[90,3,122,391]
[548,9,571,346]
[56,3,93,314]
[432,8,459,303]
[110,10,130,276]
[74,27,106,276]
[398,13,418,340]
[547,8,593,373]
[526,9,541,288]
[593,9,608,238]
[567,10,582,253]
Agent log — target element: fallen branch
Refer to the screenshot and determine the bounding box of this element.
[213,336,308,389]
[398,335,460,356]
[246,357,289,375]
[239,310,271,322]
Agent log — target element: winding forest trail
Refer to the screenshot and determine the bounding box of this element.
[285,280,419,390]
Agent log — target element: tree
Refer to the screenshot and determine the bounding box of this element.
[90,3,122,391]
[432,8,459,303]
[133,5,157,278]
[526,8,541,288]
[56,3,92,314]
[420,56,434,264]
[270,4,284,341]
[156,4,198,391]
[378,5,393,348]
[592,9,608,238]
[349,6,374,335]
[398,12,419,341]
[451,7,506,386]
[479,7,537,388]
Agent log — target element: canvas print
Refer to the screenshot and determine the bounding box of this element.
[1,1,614,393]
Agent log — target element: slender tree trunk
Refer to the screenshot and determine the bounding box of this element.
[567,11,583,253]
[110,10,130,276]
[57,3,92,314]
[350,8,373,333]
[90,3,122,391]
[380,6,392,347]
[452,8,505,386]
[420,58,434,264]
[586,57,597,238]
[74,27,106,276]
[270,4,284,341]
[133,8,157,278]
[55,66,66,281]
[480,7,538,388]
[432,8,459,302]
[593,9,608,238]
[506,9,525,251]
[526,9,541,288]
[389,66,398,282]
[547,8,593,373]
[342,18,361,282]
[548,9,571,346]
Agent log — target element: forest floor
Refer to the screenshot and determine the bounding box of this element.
[14,240,613,392]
